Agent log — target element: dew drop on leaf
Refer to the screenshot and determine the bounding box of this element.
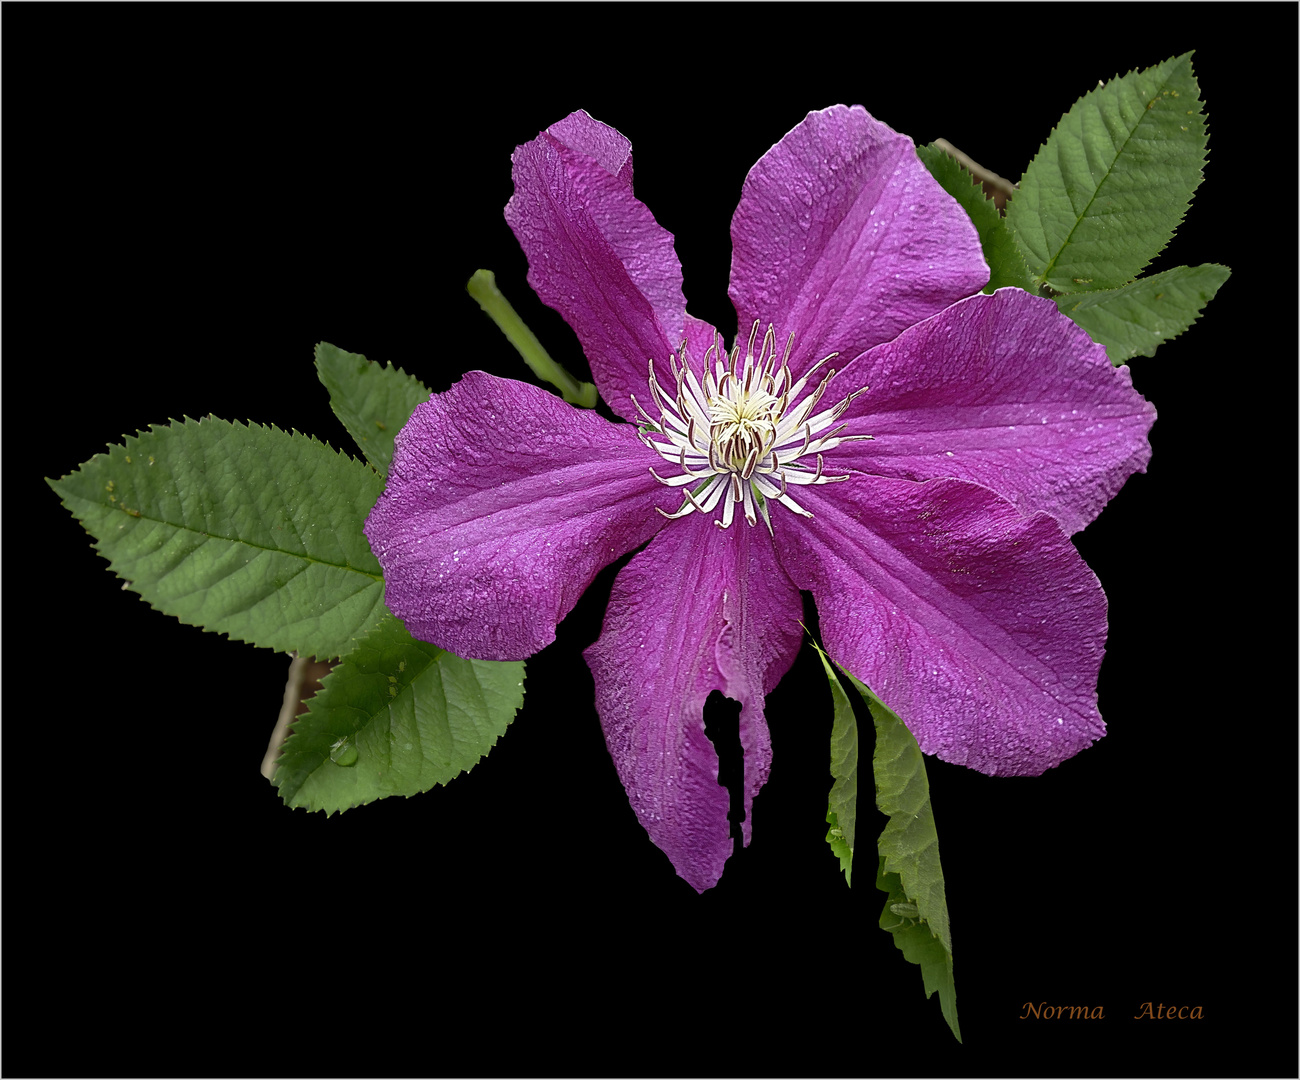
[329,736,359,767]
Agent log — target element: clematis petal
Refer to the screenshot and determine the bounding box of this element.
[363,371,677,661]
[835,289,1156,534]
[775,480,1107,777]
[682,313,721,360]
[729,105,987,380]
[505,110,686,423]
[545,110,634,184]
[585,512,803,892]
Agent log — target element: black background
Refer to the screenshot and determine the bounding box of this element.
[13,6,1296,1078]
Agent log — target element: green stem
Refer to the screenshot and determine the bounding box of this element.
[466,269,599,408]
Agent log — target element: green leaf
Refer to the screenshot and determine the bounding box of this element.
[839,667,960,1042]
[1055,263,1231,364]
[48,417,387,659]
[1007,52,1207,293]
[876,861,960,1043]
[826,811,853,885]
[916,142,1036,294]
[814,643,859,886]
[314,342,431,477]
[273,615,526,813]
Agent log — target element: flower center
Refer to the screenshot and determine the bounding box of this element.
[632,321,871,531]
[710,381,779,470]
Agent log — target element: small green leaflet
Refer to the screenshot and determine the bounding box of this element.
[876,860,959,1042]
[314,342,431,478]
[825,811,852,885]
[814,643,858,886]
[916,143,1036,295]
[273,614,525,813]
[860,677,959,1043]
[1008,52,1207,294]
[1055,263,1231,364]
[47,418,388,660]
[817,651,960,1042]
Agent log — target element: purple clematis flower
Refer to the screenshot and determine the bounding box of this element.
[364,106,1156,893]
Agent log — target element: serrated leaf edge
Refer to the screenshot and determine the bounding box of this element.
[1009,51,1205,291]
[47,416,387,657]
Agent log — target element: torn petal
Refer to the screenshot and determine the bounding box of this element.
[585,514,802,891]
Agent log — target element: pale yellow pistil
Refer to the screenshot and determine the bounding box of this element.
[710,388,779,471]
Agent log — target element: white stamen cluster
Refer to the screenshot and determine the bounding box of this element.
[632,321,871,531]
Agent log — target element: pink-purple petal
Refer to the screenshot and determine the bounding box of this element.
[834,289,1156,535]
[682,313,722,362]
[546,109,634,185]
[505,110,686,423]
[363,372,677,661]
[729,105,988,380]
[585,513,803,892]
[775,479,1107,777]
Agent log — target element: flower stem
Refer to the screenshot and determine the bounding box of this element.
[466,269,599,408]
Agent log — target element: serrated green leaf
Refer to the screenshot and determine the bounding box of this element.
[273,614,525,813]
[877,861,960,1043]
[826,811,853,885]
[1055,263,1230,364]
[315,342,431,477]
[845,672,952,952]
[1008,52,1206,293]
[837,666,959,1042]
[48,417,387,659]
[814,643,858,885]
[916,143,1035,294]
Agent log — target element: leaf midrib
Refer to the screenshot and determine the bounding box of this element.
[70,493,383,581]
[1037,69,1177,287]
